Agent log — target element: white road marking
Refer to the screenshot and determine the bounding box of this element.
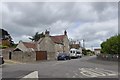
[80,68,106,76]
[80,70,97,77]
[22,71,38,78]
[79,68,118,77]
[95,68,118,76]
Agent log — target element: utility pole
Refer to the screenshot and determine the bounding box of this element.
[83,39,85,48]
[91,46,93,51]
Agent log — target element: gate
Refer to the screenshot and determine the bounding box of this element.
[36,51,47,60]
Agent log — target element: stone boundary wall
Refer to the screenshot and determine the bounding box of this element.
[2,50,36,62]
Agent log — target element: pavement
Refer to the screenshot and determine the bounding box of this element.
[1,55,119,79]
[4,59,25,64]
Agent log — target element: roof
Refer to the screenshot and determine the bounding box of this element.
[50,35,65,44]
[70,44,80,49]
[2,48,15,51]
[22,42,37,49]
[94,48,101,51]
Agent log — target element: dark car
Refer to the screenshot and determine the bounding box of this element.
[0,56,4,65]
[57,53,71,60]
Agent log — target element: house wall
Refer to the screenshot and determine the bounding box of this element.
[16,42,28,52]
[54,44,63,53]
[63,36,70,53]
[95,50,100,55]
[37,37,55,60]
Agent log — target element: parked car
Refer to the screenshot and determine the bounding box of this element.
[57,53,71,60]
[0,55,4,65]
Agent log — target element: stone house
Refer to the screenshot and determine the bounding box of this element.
[15,41,37,52]
[37,30,70,60]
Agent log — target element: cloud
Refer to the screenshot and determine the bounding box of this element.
[2,2,118,48]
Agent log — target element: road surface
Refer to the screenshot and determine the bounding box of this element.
[1,55,119,79]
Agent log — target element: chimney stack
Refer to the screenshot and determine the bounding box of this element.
[64,30,67,35]
[45,30,50,37]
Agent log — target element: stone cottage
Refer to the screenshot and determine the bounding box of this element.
[37,30,70,60]
[15,41,37,52]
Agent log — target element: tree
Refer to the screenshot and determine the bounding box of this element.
[0,28,14,47]
[29,32,45,42]
[101,35,119,54]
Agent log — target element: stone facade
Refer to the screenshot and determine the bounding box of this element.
[15,41,36,52]
[2,49,36,62]
[16,42,28,52]
[37,30,70,60]
[4,30,70,61]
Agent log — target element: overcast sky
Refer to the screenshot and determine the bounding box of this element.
[1,1,118,48]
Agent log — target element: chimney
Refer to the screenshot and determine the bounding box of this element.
[64,30,67,35]
[45,30,50,37]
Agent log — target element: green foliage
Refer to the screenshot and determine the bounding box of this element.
[29,32,45,42]
[11,44,18,48]
[82,49,95,56]
[82,48,87,55]
[101,35,119,54]
[0,45,8,49]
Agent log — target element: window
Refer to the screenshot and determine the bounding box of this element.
[77,52,80,54]
[73,51,75,53]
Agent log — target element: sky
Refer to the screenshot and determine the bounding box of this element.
[1,1,118,49]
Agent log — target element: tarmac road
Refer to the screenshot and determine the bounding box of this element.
[1,55,119,79]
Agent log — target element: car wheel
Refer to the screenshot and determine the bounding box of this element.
[64,58,66,60]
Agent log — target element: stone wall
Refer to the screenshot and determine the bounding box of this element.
[2,49,9,60]
[47,52,55,60]
[63,36,70,53]
[2,50,36,62]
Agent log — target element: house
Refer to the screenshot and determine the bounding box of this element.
[94,48,101,55]
[15,41,37,52]
[69,41,82,54]
[37,30,70,60]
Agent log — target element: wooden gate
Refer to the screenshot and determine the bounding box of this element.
[36,51,47,60]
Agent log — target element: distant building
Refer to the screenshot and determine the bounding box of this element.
[69,41,82,54]
[94,48,101,55]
